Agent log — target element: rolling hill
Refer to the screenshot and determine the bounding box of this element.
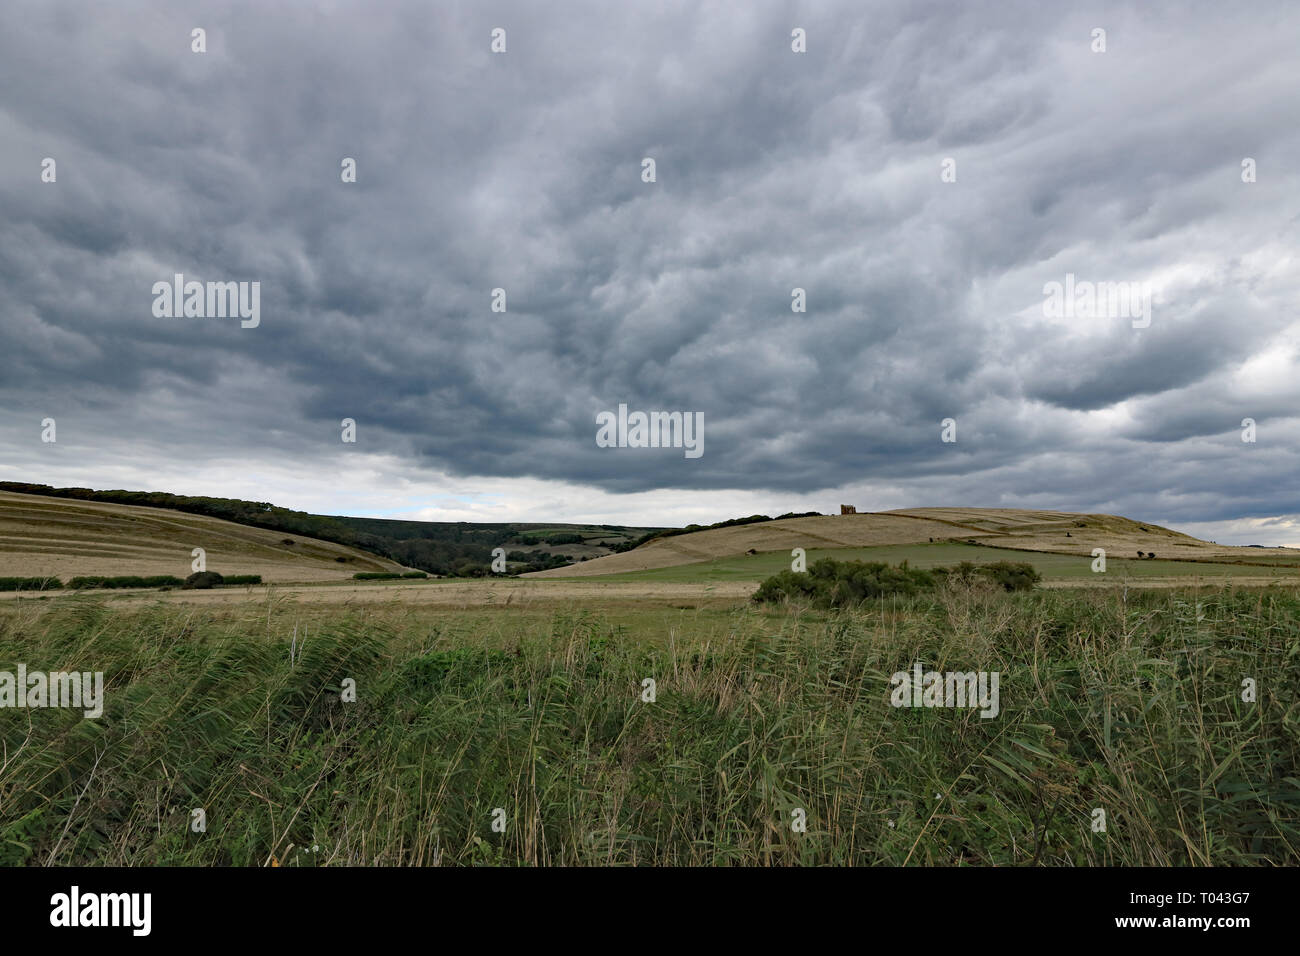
[526,508,1299,578]
[0,482,662,575]
[0,490,407,584]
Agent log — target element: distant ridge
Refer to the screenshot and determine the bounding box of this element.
[527,507,1297,578]
[0,482,661,576]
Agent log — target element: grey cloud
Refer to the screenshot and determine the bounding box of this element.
[0,0,1297,531]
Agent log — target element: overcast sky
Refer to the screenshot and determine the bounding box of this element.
[2,1,1297,543]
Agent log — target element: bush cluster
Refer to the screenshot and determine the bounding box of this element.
[222,575,263,586]
[0,576,62,591]
[182,572,224,589]
[753,558,1041,608]
[69,575,184,589]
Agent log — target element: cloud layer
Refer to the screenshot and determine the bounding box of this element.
[1,1,1297,541]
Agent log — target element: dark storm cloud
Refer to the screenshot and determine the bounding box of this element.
[1,0,1298,531]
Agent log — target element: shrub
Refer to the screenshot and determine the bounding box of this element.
[518,531,585,547]
[141,576,185,588]
[753,559,936,609]
[182,571,225,589]
[984,560,1041,591]
[400,571,428,579]
[354,572,403,580]
[931,560,1040,592]
[0,576,62,591]
[546,532,583,545]
[68,575,183,589]
[753,558,1041,608]
[222,575,263,586]
[931,560,1042,592]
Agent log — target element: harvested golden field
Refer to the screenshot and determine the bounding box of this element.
[33,578,757,608]
[528,508,1299,578]
[0,490,404,583]
[75,576,1300,609]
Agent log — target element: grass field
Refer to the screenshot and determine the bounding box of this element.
[1,581,1297,866]
[3,494,1298,867]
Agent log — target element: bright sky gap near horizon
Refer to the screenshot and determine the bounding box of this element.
[1,2,1297,545]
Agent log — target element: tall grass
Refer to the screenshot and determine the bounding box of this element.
[0,584,1296,865]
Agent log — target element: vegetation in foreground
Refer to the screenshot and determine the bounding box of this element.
[0,584,1296,866]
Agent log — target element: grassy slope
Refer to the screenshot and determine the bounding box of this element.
[2,584,1296,865]
[549,542,1300,585]
[0,490,405,583]
[530,509,1300,578]
[529,513,974,577]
